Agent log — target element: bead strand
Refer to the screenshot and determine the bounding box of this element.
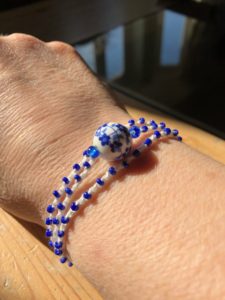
[45,119,182,266]
[50,154,101,259]
[56,162,127,266]
[47,157,88,243]
[127,118,163,139]
[46,156,86,241]
[125,125,181,164]
[55,125,179,264]
[47,150,100,245]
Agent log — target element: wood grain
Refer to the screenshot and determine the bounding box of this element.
[0,94,224,300]
[0,210,103,300]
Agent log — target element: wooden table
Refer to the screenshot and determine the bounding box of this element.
[0,95,224,300]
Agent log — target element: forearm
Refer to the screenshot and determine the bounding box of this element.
[1,33,224,300]
[64,139,225,300]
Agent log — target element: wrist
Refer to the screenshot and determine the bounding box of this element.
[64,139,182,297]
[37,107,130,226]
[65,140,225,299]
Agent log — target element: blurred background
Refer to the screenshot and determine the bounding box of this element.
[0,0,224,138]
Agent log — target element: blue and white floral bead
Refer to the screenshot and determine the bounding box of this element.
[93,122,132,161]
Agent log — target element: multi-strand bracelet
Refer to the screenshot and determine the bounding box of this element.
[45,117,182,267]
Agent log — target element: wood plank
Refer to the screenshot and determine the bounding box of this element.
[0,209,103,300]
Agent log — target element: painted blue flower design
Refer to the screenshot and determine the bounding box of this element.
[110,141,122,153]
[99,134,110,146]
[95,125,108,137]
[114,125,130,145]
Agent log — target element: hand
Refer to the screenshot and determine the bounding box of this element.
[0,33,129,225]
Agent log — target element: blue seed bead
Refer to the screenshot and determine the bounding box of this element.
[47,205,55,213]
[83,149,89,157]
[128,119,135,126]
[54,249,63,256]
[60,257,67,264]
[149,120,158,129]
[74,174,81,182]
[108,166,117,175]
[87,146,100,158]
[144,138,152,146]
[141,125,148,132]
[61,216,70,224]
[52,190,61,198]
[68,262,73,267]
[139,117,145,124]
[45,229,52,237]
[65,187,73,195]
[129,126,141,138]
[57,202,65,210]
[45,218,52,225]
[132,149,141,157]
[52,217,60,225]
[48,240,54,248]
[122,161,129,168]
[73,163,80,171]
[96,178,105,186]
[177,136,182,142]
[54,241,63,249]
[159,122,166,129]
[83,192,92,199]
[71,202,79,211]
[58,230,64,238]
[83,161,91,169]
[154,130,161,138]
[172,129,179,136]
[62,176,70,184]
[163,128,171,135]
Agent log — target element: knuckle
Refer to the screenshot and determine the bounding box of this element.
[47,41,75,54]
[8,33,42,48]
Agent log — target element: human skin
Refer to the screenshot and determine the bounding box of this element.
[0,34,225,300]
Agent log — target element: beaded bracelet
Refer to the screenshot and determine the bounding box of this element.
[45,118,182,266]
